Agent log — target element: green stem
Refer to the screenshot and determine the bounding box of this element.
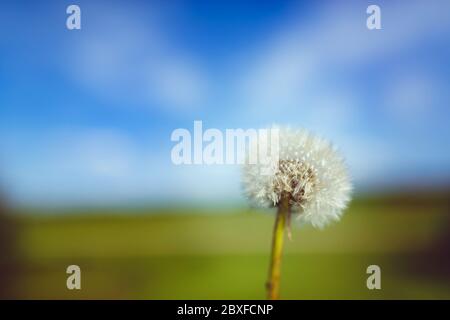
[266,193,290,300]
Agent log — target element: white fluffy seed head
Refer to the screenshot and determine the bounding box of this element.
[242,127,352,228]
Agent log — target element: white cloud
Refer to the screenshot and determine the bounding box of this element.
[65,2,209,113]
[63,130,137,178]
[0,128,152,205]
[143,57,208,111]
[384,69,440,125]
[238,0,450,116]
[0,127,246,206]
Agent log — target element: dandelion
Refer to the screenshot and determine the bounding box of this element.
[242,127,352,299]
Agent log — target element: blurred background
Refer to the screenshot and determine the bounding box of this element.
[0,0,449,299]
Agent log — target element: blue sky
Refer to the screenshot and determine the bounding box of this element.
[0,0,449,207]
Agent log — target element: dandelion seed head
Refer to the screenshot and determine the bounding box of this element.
[242,127,352,228]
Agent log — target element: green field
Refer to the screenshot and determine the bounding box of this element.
[3,195,450,299]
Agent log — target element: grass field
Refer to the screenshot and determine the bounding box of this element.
[3,194,450,299]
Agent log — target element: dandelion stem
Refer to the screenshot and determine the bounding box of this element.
[266,193,290,300]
